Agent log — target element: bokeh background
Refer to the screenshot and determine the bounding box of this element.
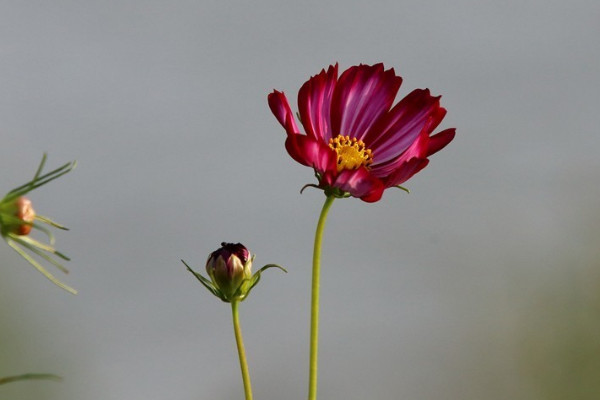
[1,1,599,399]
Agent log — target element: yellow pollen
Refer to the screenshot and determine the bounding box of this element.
[328,135,373,172]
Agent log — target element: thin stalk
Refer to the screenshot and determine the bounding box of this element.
[308,195,335,400]
[231,300,253,400]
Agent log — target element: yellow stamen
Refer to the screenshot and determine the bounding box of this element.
[328,136,373,172]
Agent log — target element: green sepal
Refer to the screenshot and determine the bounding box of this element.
[256,263,287,274]
[182,260,222,299]
[6,237,77,294]
[232,279,251,301]
[324,186,351,199]
[243,264,287,299]
[11,235,69,273]
[393,185,410,194]
[35,214,69,230]
[300,183,321,194]
[184,258,286,303]
[2,154,76,204]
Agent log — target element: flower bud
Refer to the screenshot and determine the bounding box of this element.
[206,242,252,302]
[1,196,36,236]
[184,242,285,303]
[0,154,77,294]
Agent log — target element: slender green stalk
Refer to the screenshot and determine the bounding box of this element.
[231,300,253,400]
[308,195,335,400]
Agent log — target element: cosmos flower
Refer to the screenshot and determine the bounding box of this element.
[268,63,455,202]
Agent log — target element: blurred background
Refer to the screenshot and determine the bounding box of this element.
[1,0,599,399]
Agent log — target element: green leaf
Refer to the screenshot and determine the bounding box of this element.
[0,373,62,385]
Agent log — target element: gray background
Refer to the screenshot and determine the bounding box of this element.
[1,1,599,399]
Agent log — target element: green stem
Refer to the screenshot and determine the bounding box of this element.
[308,195,335,400]
[231,300,253,400]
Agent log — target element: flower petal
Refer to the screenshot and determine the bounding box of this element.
[371,126,430,179]
[285,134,337,174]
[427,128,456,156]
[365,89,442,163]
[383,158,430,187]
[268,90,300,135]
[372,113,454,186]
[330,167,385,202]
[330,64,402,141]
[298,64,338,142]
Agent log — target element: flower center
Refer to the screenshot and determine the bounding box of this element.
[328,136,373,172]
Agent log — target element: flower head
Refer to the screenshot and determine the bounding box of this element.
[183,242,285,303]
[0,154,77,294]
[268,63,455,202]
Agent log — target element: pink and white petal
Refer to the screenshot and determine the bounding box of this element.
[298,64,338,142]
[365,89,442,163]
[427,128,456,156]
[383,158,430,188]
[268,90,300,135]
[285,134,337,174]
[330,64,402,140]
[331,167,384,201]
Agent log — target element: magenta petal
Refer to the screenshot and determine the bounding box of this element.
[427,128,456,156]
[365,89,441,163]
[383,158,430,187]
[330,64,402,140]
[268,90,300,135]
[285,134,337,174]
[371,128,430,178]
[331,168,384,201]
[298,64,338,142]
[359,186,385,203]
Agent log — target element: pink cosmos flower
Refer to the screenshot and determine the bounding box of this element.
[268,63,455,202]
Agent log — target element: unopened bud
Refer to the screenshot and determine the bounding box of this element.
[2,196,36,236]
[0,154,76,294]
[184,242,285,303]
[206,242,252,302]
